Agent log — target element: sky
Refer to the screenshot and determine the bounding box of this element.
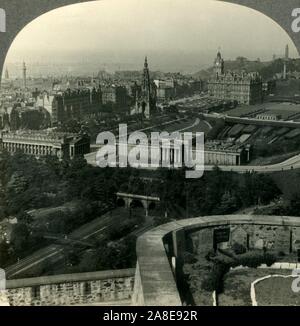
[3,0,299,77]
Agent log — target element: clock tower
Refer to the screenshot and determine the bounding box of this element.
[214,51,224,77]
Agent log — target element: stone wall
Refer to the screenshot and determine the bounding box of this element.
[5,269,135,306]
[187,223,298,255]
[0,291,9,306]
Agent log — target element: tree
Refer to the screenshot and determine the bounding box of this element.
[288,194,300,216]
[0,241,11,267]
[236,56,248,68]
[96,235,137,270]
[252,174,281,205]
[7,172,28,195]
[216,192,238,214]
[17,212,33,224]
[10,223,30,256]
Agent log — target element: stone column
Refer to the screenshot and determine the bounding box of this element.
[142,200,148,217]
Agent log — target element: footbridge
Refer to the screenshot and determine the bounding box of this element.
[116,193,160,217]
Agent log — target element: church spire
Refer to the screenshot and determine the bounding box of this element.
[285,44,289,60]
[142,56,151,91]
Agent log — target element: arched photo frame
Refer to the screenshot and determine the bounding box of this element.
[1,0,300,309]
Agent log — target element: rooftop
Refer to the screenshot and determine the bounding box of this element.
[0,130,82,143]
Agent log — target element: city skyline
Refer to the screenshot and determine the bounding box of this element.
[3,0,299,78]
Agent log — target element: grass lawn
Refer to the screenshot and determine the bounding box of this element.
[218,268,292,306]
[249,151,299,166]
[254,275,300,306]
[183,260,215,306]
[271,169,300,200]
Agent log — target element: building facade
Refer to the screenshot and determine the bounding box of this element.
[91,136,251,169]
[208,51,263,105]
[0,130,90,159]
[51,87,102,125]
[256,113,282,121]
[204,140,251,165]
[0,107,10,130]
[154,79,176,102]
[8,105,51,131]
[101,85,128,108]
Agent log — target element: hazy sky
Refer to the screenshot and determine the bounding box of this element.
[4,0,299,76]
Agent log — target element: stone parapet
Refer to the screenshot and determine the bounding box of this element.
[134,215,300,306]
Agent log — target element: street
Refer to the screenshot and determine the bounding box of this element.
[205,152,300,173]
[5,210,125,279]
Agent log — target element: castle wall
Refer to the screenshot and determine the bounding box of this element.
[134,215,300,306]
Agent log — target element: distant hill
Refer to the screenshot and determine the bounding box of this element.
[194,57,300,81]
[274,79,300,97]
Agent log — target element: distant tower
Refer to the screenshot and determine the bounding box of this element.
[4,67,9,80]
[22,62,27,89]
[142,57,151,94]
[283,62,287,80]
[285,44,289,60]
[214,50,224,77]
[283,44,289,80]
[135,57,156,119]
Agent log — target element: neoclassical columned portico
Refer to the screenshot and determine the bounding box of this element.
[0,131,90,159]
